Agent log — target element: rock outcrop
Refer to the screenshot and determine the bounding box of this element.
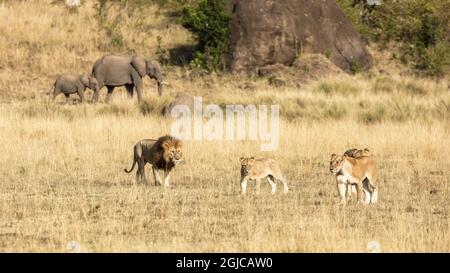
[227,0,372,73]
[162,92,195,117]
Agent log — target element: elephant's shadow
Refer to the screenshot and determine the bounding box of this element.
[54,98,83,105]
[52,92,96,105]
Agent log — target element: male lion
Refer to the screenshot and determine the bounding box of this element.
[124,135,183,187]
[329,153,378,205]
[240,157,288,195]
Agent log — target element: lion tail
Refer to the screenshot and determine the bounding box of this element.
[124,159,137,173]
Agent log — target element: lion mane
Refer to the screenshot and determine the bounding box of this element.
[153,135,183,169]
[124,134,183,186]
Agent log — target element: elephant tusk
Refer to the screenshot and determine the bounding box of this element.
[161,81,169,85]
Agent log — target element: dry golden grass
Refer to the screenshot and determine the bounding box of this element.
[0,91,449,252]
[0,1,449,252]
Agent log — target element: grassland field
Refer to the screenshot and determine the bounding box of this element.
[0,0,448,252]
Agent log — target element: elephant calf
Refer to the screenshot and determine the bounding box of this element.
[52,74,98,103]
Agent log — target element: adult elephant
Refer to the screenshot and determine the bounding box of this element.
[91,55,166,103]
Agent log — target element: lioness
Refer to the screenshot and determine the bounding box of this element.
[124,135,183,187]
[240,157,288,195]
[329,153,378,205]
[342,148,371,197]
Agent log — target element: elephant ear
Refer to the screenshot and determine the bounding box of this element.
[80,75,90,87]
[130,56,147,78]
[148,60,163,81]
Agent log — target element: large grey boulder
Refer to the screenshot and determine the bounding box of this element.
[226,0,372,73]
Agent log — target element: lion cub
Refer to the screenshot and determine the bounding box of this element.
[344,148,371,158]
[52,74,98,103]
[329,153,378,205]
[240,157,288,195]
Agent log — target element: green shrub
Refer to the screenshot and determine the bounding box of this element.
[182,0,230,72]
[324,48,332,59]
[349,59,360,75]
[419,42,450,76]
[336,0,450,76]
